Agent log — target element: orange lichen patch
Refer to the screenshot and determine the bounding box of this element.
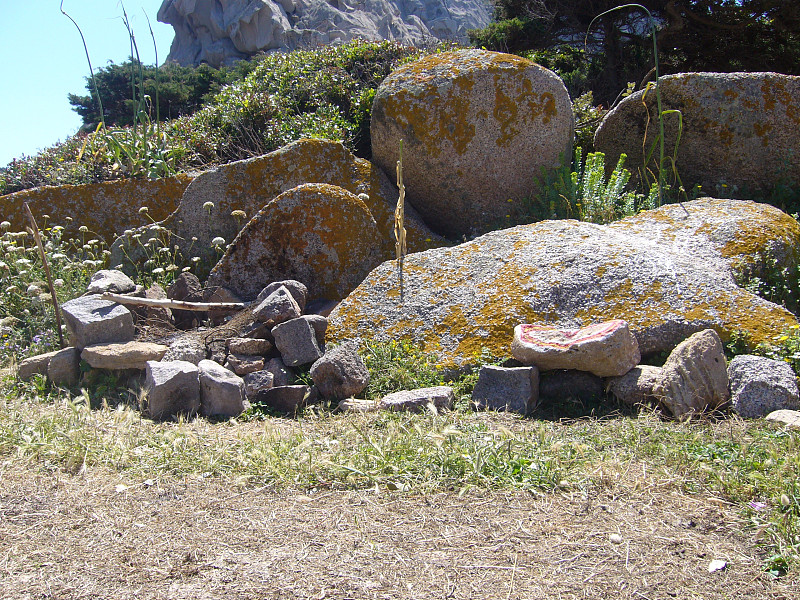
[753,121,773,141]
[2,175,192,241]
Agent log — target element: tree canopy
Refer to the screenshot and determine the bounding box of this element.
[470,1,800,103]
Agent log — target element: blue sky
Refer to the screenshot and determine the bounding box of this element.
[0,1,175,166]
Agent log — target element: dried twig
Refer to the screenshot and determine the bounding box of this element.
[101,292,248,312]
[394,140,407,301]
[24,203,65,348]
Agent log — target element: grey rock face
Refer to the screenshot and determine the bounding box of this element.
[81,341,169,370]
[511,320,640,377]
[728,355,800,418]
[328,199,799,369]
[606,365,663,407]
[18,350,59,381]
[264,357,292,387]
[243,369,275,401]
[256,385,311,414]
[273,317,324,367]
[61,296,135,350]
[163,336,207,364]
[228,337,272,356]
[252,286,301,326]
[224,353,265,376]
[87,269,136,295]
[379,386,453,413]
[198,359,247,417]
[472,365,539,415]
[158,0,491,68]
[302,314,328,348]
[257,280,308,313]
[309,342,369,400]
[653,330,730,420]
[595,73,800,196]
[372,49,573,238]
[144,360,201,420]
[47,347,81,387]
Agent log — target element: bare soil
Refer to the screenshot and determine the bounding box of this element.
[1,463,797,600]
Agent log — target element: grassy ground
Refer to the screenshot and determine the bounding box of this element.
[1,371,799,598]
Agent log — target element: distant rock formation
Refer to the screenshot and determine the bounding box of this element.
[157,0,492,67]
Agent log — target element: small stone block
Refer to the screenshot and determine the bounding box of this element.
[379,386,454,413]
[252,285,301,326]
[243,370,275,401]
[198,359,246,417]
[272,317,323,367]
[81,341,168,370]
[145,360,200,420]
[472,365,539,414]
[61,295,135,350]
[18,350,60,381]
[255,385,311,414]
[47,347,81,387]
[224,353,265,376]
[228,337,272,356]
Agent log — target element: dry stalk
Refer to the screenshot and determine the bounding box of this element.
[101,292,247,312]
[24,202,65,348]
[394,140,407,301]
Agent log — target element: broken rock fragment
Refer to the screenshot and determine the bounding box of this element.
[512,320,640,378]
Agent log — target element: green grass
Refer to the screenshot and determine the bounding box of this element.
[1,377,798,575]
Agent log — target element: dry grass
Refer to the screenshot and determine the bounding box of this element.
[1,462,797,600]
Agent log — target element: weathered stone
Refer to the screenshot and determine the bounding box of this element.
[139,284,173,327]
[272,317,323,367]
[472,365,539,415]
[111,139,443,278]
[2,176,191,241]
[606,365,663,407]
[309,342,369,401]
[81,341,169,370]
[595,72,800,196]
[512,320,640,377]
[224,353,265,376]
[256,280,308,313]
[241,319,272,341]
[252,285,301,326]
[207,184,382,301]
[538,370,605,405]
[372,49,573,238]
[86,269,136,295]
[228,337,272,356]
[144,360,200,420]
[303,315,328,348]
[379,386,454,413]
[46,347,81,387]
[61,296,135,350]
[18,350,59,381]
[728,355,800,418]
[328,199,798,369]
[653,330,730,420]
[264,357,292,387]
[198,359,247,417]
[163,336,207,364]
[338,398,380,413]
[167,272,204,329]
[243,370,275,401]
[766,409,800,429]
[203,286,242,326]
[255,385,311,414]
[159,0,490,68]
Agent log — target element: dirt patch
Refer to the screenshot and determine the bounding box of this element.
[0,464,796,599]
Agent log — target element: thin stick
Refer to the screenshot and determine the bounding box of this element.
[101,292,247,312]
[394,140,407,302]
[24,203,65,348]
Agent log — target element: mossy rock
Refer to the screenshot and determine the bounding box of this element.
[328,198,798,369]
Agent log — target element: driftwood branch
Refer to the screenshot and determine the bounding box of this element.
[101,292,249,312]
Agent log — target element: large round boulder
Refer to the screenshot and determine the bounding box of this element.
[206,183,382,301]
[594,72,800,196]
[371,49,573,239]
[327,199,799,368]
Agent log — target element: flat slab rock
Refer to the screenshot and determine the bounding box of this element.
[81,341,169,370]
[328,199,798,369]
[766,410,800,428]
[379,386,454,413]
[511,320,639,377]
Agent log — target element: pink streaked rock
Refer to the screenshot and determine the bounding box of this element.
[511,320,640,377]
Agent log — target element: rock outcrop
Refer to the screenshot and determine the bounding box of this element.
[594,72,800,196]
[206,183,382,300]
[2,176,192,242]
[158,0,491,68]
[372,49,574,238]
[328,199,799,368]
[110,139,444,283]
